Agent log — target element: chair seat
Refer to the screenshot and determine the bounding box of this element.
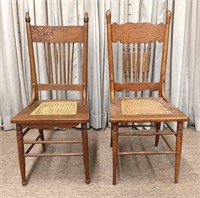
[31,101,78,115]
[11,100,89,127]
[110,97,188,123]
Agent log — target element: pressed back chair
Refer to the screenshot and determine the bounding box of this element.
[106,10,188,185]
[11,12,90,185]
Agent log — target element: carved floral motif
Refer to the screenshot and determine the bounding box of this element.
[31,26,84,43]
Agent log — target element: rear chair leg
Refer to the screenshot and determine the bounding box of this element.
[174,122,183,183]
[155,122,161,146]
[16,124,27,186]
[38,129,46,152]
[110,124,113,147]
[81,123,90,184]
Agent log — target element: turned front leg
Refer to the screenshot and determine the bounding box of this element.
[112,123,119,185]
[16,124,27,186]
[81,123,90,184]
[174,122,183,183]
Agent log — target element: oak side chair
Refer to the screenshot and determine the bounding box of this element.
[11,12,90,185]
[106,10,188,185]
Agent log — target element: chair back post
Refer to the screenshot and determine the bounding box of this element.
[25,12,38,103]
[82,12,89,106]
[106,10,115,104]
[160,10,171,100]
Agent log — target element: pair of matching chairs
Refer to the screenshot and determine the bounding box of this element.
[11,10,188,186]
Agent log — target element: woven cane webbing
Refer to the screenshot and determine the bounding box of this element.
[31,102,77,115]
[121,99,171,115]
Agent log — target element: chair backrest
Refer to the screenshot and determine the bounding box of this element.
[106,10,171,103]
[25,12,88,106]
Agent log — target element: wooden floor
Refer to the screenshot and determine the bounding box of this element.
[0,126,200,197]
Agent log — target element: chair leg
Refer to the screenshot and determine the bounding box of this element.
[174,122,183,183]
[38,129,46,152]
[81,123,90,184]
[110,124,113,147]
[16,124,27,186]
[112,123,119,185]
[155,122,161,146]
[132,122,134,129]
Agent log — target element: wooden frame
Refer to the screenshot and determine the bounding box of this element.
[106,10,188,185]
[11,12,90,185]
